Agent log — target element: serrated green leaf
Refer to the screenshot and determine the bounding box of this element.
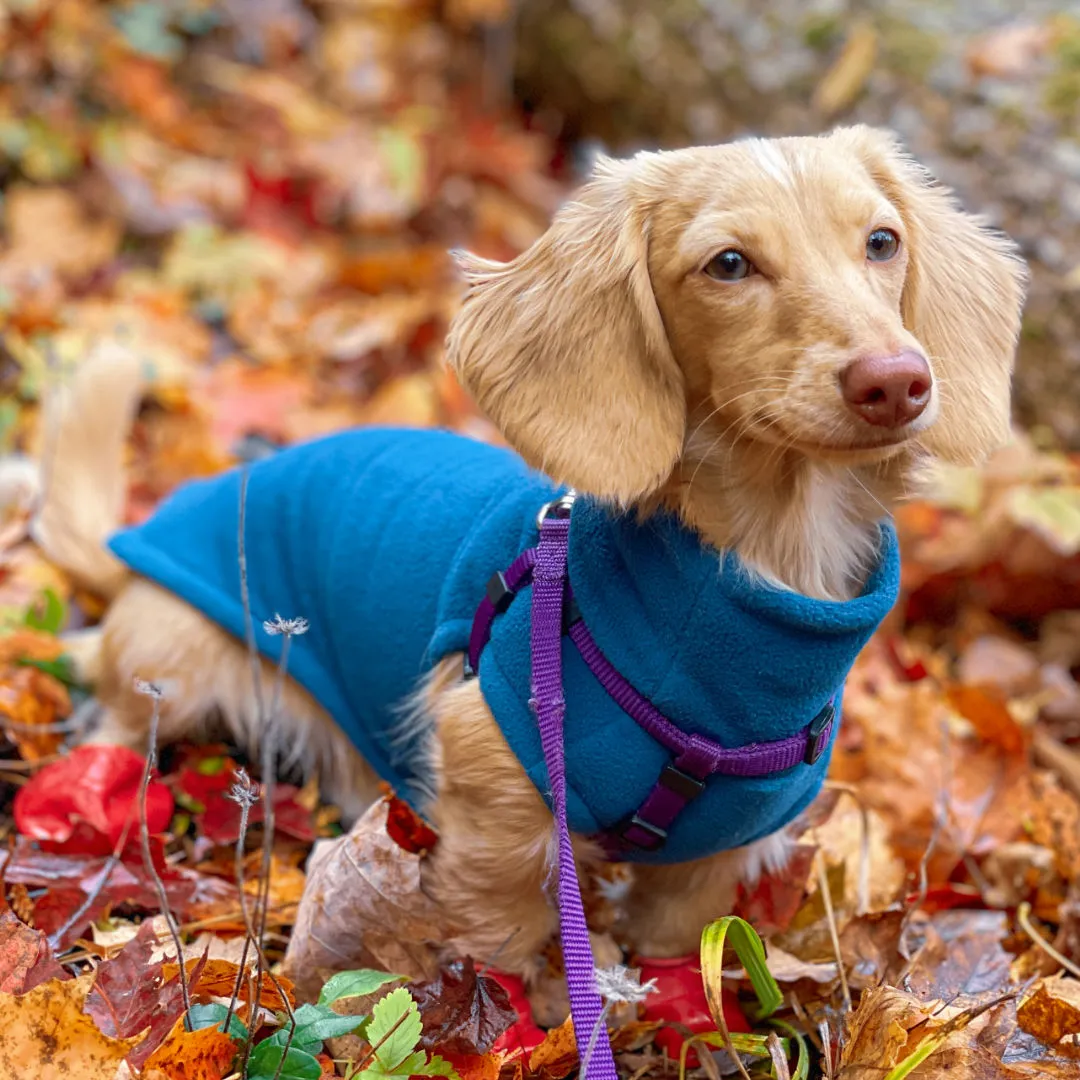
[417,1054,459,1078]
[266,1002,366,1054]
[187,1002,248,1040]
[247,1040,322,1080]
[363,987,422,1073]
[318,969,406,1006]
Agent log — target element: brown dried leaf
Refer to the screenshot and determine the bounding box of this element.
[0,973,139,1079]
[412,957,517,1055]
[1017,976,1080,1058]
[527,1016,577,1080]
[283,797,459,1001]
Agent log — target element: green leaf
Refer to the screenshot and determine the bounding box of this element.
[266,1002,367,1055]
[768,1019,810,1080]
[318,970,407,1006]
[187,1003,248,1040]
[23,588,65,634]
[247,1040,322,1080]
[196,754,229,776]
[416,1055,459,1078]
[15,655,79,687]
[700,916,783,1022]
[362,987,422,1073]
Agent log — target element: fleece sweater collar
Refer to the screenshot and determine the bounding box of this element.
[476,499,900,861]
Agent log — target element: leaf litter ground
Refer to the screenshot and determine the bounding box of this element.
[0,2,1079,1078]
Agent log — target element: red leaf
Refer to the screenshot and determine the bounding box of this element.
[86,921,210,1068]
[14,745,173,847]
[2,838,238,949]
[384,793,438,854]
[411,957,517,1055]
[733,842,817,937]
[0,909,70,993]
[176,761,315,844]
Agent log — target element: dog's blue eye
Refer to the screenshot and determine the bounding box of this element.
[867,228,900,262]
[704,249,753,281]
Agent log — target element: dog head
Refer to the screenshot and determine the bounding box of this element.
[447,127,1027,506]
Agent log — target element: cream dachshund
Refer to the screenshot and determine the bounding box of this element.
[35,126,1025,1018]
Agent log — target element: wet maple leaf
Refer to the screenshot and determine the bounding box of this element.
[412,957,517,1055]
[0,910,69,994]
[0,973,139,1080]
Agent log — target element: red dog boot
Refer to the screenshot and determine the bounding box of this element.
[486,970,547,1058]
[637,954,750,1065]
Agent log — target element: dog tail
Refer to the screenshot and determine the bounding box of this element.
[32,340,146,601]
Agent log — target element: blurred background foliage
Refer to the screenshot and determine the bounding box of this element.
[2,0,1080,450]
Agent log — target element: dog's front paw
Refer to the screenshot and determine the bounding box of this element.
[737,830,797,885]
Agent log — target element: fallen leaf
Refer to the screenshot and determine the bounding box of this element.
[283,797,459,1001]
[0,664,70,761]
[1017,975,1080,1058]
[13,744,173,850]
[0,973,139,1079]
[161,957,296,1012]
[527,1016,577,1080]
[412,957,517,1055]
[0,909,69,994]
[813,21,878,116]
[143,1014,240,1079]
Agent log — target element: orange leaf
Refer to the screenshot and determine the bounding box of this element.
[946,684,1028,755]
[527,1016,577,1080]
[144,1017,239,1080]
[1017,975,1080,1058]
[161,958,296,1012]
[0,665,70,761]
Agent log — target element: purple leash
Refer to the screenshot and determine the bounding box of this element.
[467,494,839,1078]
[530,506,619,1080]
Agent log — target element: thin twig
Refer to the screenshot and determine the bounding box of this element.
[346,1009,412,1079]
[814,845,851,1014]
[1018,901,1080,979]
[225,768,259,1030]
[49,803,136,951]
[134,679,190,1014]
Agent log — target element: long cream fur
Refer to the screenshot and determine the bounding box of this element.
[35,127,1027,977]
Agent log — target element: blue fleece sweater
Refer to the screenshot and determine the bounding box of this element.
[109,427,900,864]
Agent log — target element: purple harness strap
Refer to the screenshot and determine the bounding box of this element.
[466,498,837,1078]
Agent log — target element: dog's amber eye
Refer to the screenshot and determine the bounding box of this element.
[867,228,900,262]
[704,249,753,281]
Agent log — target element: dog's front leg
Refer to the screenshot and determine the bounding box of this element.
[617,831,795,957]
[420,662,582,980]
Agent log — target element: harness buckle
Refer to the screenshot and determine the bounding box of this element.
[804,703,835,765]
[536,491,577,529]
[486,571,515,614]
[612,813,668,853]
[657,763,707,802]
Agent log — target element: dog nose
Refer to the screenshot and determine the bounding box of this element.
[840,351,932,428]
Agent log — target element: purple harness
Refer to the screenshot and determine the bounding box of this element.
[466,496,836,1077]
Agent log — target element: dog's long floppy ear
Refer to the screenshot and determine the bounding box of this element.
[840,126,1028,465]
[446,157,685,505]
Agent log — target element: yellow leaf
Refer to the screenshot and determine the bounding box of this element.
[1007,485,1080,555]
[813,21,878,116]
[0,973,140,1080]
